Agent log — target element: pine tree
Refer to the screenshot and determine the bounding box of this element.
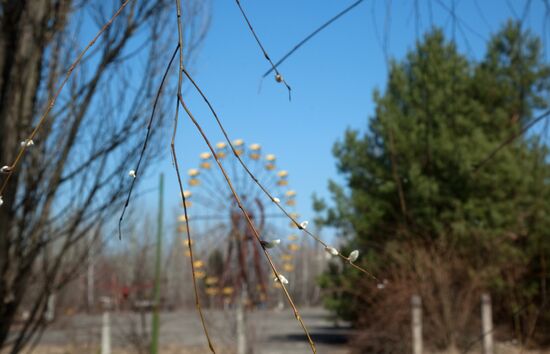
[317,22,550,349]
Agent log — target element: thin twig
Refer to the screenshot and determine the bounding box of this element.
[473,109,550,172]
[234,0,292,100]
[182,66,378,281]
[118,45,179,240]
[0,0,134,196]
[177,93,317,353]
[171,138,216,353]
[172,0,216,351]
[262,0,365,78]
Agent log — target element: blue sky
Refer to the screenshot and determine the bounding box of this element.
[132,0,548,239]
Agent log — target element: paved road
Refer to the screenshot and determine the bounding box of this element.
[37,307,353,353]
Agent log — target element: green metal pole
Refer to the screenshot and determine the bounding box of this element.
[151,173,163,354]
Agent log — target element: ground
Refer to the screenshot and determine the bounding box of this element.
[14,307,550,353]
[26,307,352,354]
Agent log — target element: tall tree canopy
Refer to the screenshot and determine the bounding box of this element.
[317,21,550,351]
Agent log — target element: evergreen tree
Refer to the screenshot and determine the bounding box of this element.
[317,21,550,349]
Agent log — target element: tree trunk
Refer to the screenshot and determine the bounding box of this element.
[0,0,70,346]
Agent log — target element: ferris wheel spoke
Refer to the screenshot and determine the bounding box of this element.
[196,228,228,257]
[193,174,223,198]
[193,194,229,211]
[241,178,261,208]
[241,158,254,204]
[188,194,227,216]
[226,140,244,195]
[182,214,230,221]
[222,150,246,198]
[260,165,285,198]
[239,150,256,199]
[262,173,280,196]
[248,163,272,204]
[246,144,262,175]
[260,213,291,219]
[229,153,245,198]
[254,161,270,184]
[197,164,231,201]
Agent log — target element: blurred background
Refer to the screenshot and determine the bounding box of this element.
[0,0,549,353]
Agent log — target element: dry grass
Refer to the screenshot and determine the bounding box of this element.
[430,342,550,354]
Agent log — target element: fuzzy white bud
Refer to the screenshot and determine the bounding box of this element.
[128,170,136,178]
[348,250,359,263]
[0,196,3,206]
[299,221,309,229]
[273,197,280,203]
[261,239,281,249]
[325,246,339,256]
[0,166,11,174]
[20,139,34,147]
[273,274,289,285]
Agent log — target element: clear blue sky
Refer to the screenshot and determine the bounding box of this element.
[134,0,548,238]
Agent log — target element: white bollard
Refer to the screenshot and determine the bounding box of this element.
[481,293,494,354]
[236,286,247,354]
[87,253,95,310]
[411,295,423,354]
[101,311,111,354]
[45,294,55,322]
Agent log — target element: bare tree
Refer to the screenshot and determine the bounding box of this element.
[0,0,209,351]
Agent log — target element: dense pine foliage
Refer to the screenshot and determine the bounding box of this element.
[316,21,550,351]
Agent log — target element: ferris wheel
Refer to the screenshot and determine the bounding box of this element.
[178,139,301,306]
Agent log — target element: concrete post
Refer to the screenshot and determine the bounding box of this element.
[411,295,423,354]
[45,294,55,322]
[101,311,111,354]
[87,252,94,311]
[236,286,248,354]
[481,293,494,354]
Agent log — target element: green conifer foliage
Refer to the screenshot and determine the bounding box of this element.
[317,22,550,347]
